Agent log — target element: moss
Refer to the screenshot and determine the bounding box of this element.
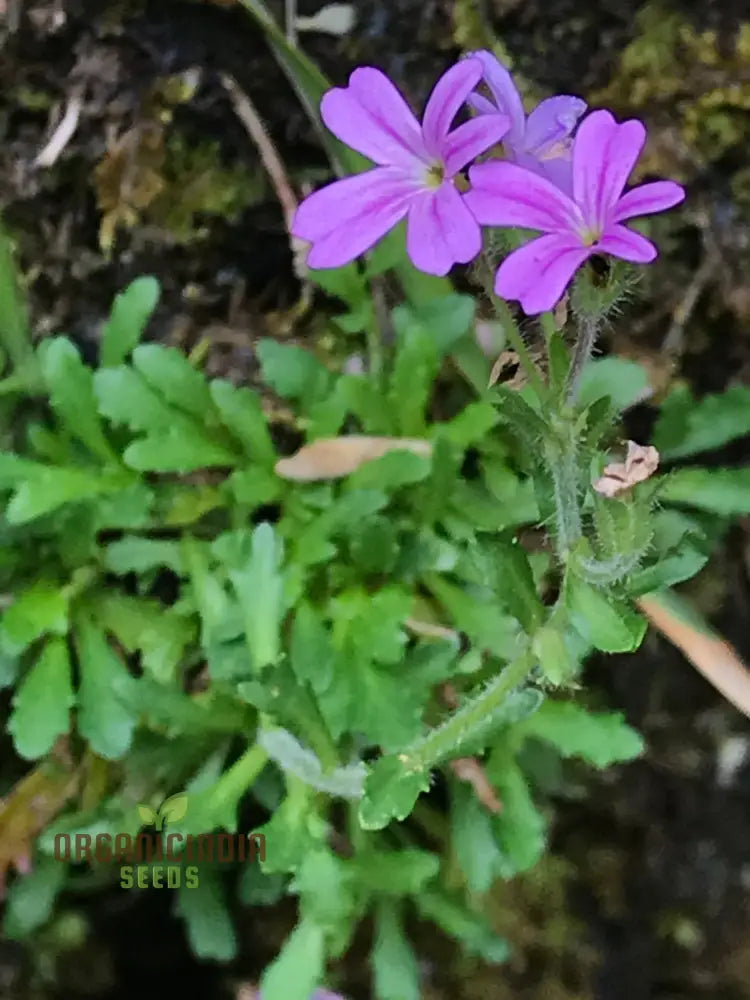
[148,134,265,244]
[594,4,750,176]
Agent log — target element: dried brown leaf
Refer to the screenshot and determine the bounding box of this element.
[488,349,524,389]
[0,747,79,895]
[593,440,660,498]
[274,435,432,481]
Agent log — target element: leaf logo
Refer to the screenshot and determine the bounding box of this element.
[137,793,188,832]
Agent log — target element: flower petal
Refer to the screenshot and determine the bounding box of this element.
[465,161,579,232]
[467,93,499,117]
[495,233,590,314]
[442,114,510,176]
[573,110,646,230]
[613,180,686,222]
[467,50,525,146]
[321,67,428,167]
[293,168,417,268]
[524,96,587,157]
[596,224,657,263]
[406,185,481,275]
[421,59,483,157]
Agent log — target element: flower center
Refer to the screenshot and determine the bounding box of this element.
[579,225,602,247]
[424,162,445,189]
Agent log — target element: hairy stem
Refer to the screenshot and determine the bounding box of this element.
[397,650,534,772]
[547,419,583,558]
[565,314,599,403]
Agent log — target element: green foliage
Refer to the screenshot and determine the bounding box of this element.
[0,162,740,996]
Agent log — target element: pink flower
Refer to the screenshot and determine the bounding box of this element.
[467,50,586,193]
[464,110,686,314]
[292,61,510,276]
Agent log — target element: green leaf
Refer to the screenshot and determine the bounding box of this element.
[8,638,74,759]
[6,465,132,524]
[103,537,184,575]
[628,541,708,596]
[94,367,175,432]
[577,357,650,412]
[0,647,19,688]
[487,751,546,876]
[225,466,281,507]
[260,917,325,1000]
[437,401,499,448]
[416,889,509,964]
[350,849,439,896]
[74,617,136,760]
[450,782,503,894]
[1,580,69,651]
[389,323,440,436]
[293,847,356,933]
[659,467,750,515]
[3,854,67,939]
[424,575,521,658]
[210,379,276,466]
[88,592,195,683]
[517,702,644,768]
[182,536,238,648]
[466,538,544,633]
[100,276,160,367]
[373,900,421,1000]
[349,514,399,573]
[41,337,116,462]
[653,384,750,460]
[256,339,331,407]
[226,522,286,670]
[532,623,579,685]
[123,432,238,472]
[237,866,286,906]
[176,868,237,961]
[290,603,335,694]
[133,344,214,419]
[392,294,475,356]
[347,450,432,492]
[359,756,431,831]
[566,575,646,653]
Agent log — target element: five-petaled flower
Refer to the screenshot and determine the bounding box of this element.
[291,60,510,276]
[464,109,686,314]
[467,49,586,193]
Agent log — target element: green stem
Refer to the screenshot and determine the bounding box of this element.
[214,742,269,807]
[546,419,583,559]
[398,650,534,772]
[565,314,599,404]
[366,318,384,387]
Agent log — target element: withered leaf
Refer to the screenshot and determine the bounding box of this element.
[275,435,432,481]
[593,440,660,498]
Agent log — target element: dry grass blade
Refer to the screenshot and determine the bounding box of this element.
[637,591,750,719]
[221,74,307,282]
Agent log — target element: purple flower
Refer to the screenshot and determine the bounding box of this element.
[292,61,510,276]
[464,109,686,315]
[467,50,587,192]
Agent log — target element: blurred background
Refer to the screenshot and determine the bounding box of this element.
[1,1,750,998]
